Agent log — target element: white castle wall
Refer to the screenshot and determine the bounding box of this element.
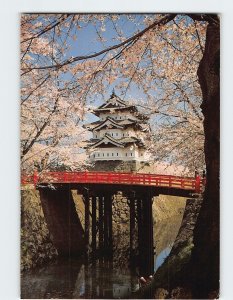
[99,112,138,121]
[93,128,139,140]
[89,146,144,161]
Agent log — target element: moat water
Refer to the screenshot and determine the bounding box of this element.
[21,247,171,299]
[21,206,182,300]
[21,258,137,299]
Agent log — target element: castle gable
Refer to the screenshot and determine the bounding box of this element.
[91,134,124,148]
[93,117,124,131]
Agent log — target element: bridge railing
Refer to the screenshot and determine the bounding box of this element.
[21,171,204,193]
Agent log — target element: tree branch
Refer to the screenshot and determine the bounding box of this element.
[21,14,72,44]
[21,97,59,159]
[21,14,176,74]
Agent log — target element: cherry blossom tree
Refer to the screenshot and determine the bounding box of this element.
[21,15,90,172]
[21,13,220,296]
[21,13,206,174]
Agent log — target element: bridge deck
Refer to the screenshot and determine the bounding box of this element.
[21,171,204,193]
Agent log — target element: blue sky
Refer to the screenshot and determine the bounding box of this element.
[68,14,146,57]
[63,14,152,123]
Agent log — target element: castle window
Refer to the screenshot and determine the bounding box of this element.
[103,153,104,157]
[107,153,109,157]
[126,153,127,156]
[98,153,100,157]
[117,153,118,156]
[123,133,124,137]
[131,153,133,156]
[93,154,95,158]
[112,153,114,156]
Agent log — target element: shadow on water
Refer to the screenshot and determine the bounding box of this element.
[21,257,140,299]
[21,248,171,299]
[21,207,182,298]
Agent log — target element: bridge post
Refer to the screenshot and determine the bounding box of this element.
[92,196,97,258]
[39,187,85,256]
[104,194,109,255]
[129,191,136,266]
[103,193,113,257]
[108,194,113,258]
[96,190,114,259]
[137,189,154,278]
[98,195,104,256]
[137,197,143,272]
[83,188,90,258]
[144,192,154,277]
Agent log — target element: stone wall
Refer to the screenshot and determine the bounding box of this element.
[90,160,148,172]
[112,192,131,268]
[21,189,58,271]
[39,188,85,256]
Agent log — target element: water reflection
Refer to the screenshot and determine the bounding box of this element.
[21,248,172,299]
[21,205,183,299]
[154,246,172,273]
[21,258,139,299]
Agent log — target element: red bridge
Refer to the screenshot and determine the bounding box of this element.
[21,171,204,193]
[21,170,205,277]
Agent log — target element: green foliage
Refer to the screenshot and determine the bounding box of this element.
[21,189,57,271]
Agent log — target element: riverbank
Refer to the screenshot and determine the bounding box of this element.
[136,197,203,299]
[21,189,186,272]
[21,189,195,298]
[21,189,57,270]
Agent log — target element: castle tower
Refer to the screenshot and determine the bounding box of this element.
[85,91,150,171]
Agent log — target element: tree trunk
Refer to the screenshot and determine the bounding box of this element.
[189,17,220,298]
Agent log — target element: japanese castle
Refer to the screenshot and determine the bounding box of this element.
[85,91,150,164]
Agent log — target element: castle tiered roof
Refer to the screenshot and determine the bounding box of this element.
[86,133,146,149]
[85,91,150,162]
[92,91,149,121]
[85,116,146,131]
